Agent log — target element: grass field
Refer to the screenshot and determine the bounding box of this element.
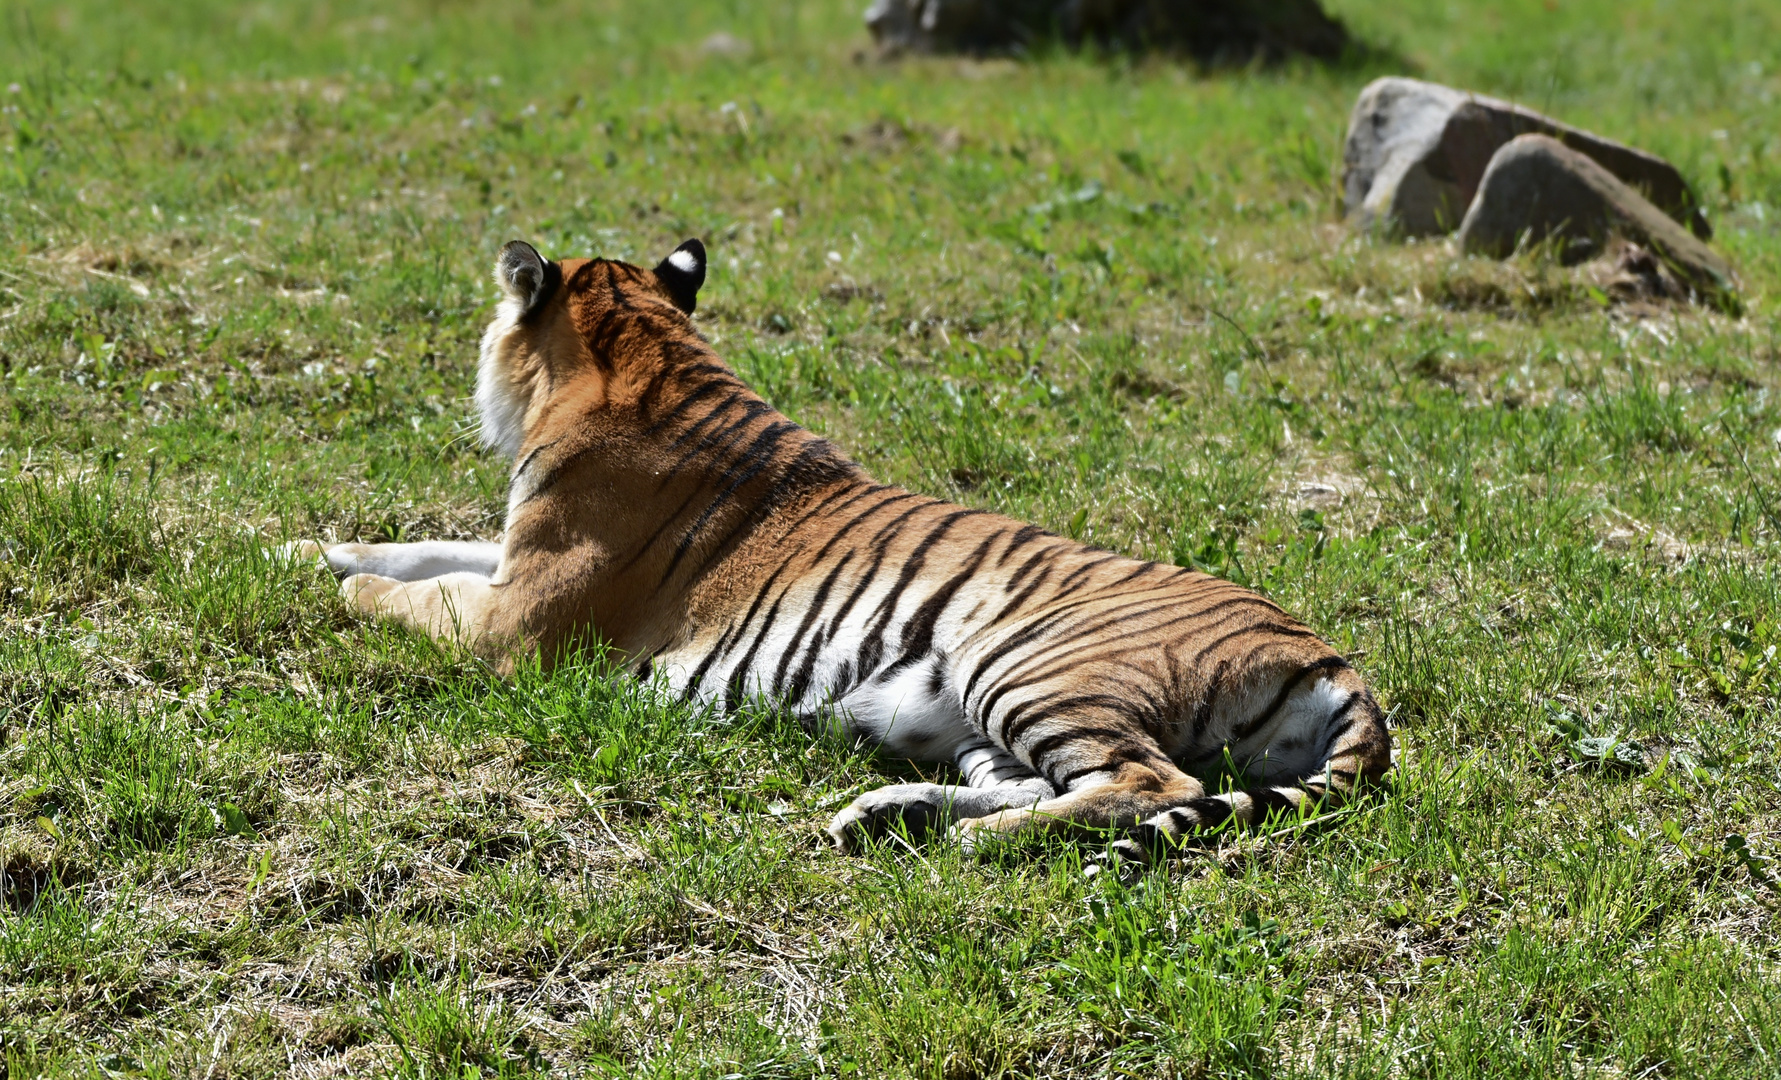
[3,0,1781,1075]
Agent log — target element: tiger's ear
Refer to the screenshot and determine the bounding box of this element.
[652,239,706,315]
[495,240,554,315]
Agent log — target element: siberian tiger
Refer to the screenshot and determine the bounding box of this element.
[297,239,1391,857]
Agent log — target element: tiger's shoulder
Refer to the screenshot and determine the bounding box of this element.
[472,239,866,659]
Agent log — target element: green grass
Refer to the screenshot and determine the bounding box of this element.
[3,0,1780,1075]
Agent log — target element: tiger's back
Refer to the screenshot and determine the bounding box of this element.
[322,238,1390,855]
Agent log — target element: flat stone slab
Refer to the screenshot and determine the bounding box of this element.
[1343,77,1709,240]
[865,0,1350,62]
[1457,134,1736,307]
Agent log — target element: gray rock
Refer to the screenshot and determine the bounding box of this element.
[864,0,1351,63]
[1457,135,1737,307]
[1343,77,1709,240]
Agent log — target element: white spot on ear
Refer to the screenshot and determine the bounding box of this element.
[667,249,699,273]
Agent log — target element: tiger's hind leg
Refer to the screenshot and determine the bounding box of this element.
[948,763,1205,854]
[951,670,1392,859]
[825,739,1056,852]
[1113,682,1393,860]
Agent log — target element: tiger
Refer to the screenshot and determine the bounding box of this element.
[293,238,1392,858]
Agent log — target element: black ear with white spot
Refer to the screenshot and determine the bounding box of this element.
[653,239,706,315]
[495,240,555,315]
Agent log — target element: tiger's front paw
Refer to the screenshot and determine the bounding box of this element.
[825,784,946,853]
[340,572,400,614]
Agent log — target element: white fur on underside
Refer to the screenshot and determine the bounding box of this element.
[833,661,974,759]
[1230,676,1353,782]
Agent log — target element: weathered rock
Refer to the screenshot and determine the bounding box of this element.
[1457,135,1736,307]
[864,0,1351,63]
[1343,77,1709,240]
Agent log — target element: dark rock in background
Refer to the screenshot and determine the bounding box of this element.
[1344,77,1709,240]
[864,0,1351,63]
[1457,135,1736,309]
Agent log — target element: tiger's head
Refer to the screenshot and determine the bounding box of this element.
[475,238,707,459]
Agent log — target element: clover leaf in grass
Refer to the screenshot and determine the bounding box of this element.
[1570,735,1647,774]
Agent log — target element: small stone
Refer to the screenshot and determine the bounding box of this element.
[699,31,752,58]
[1457,135,1737,308]
[1343,77,1709,239]
[1294,481,1343,510]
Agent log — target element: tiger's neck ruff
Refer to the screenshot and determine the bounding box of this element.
[326,239,1391,857]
